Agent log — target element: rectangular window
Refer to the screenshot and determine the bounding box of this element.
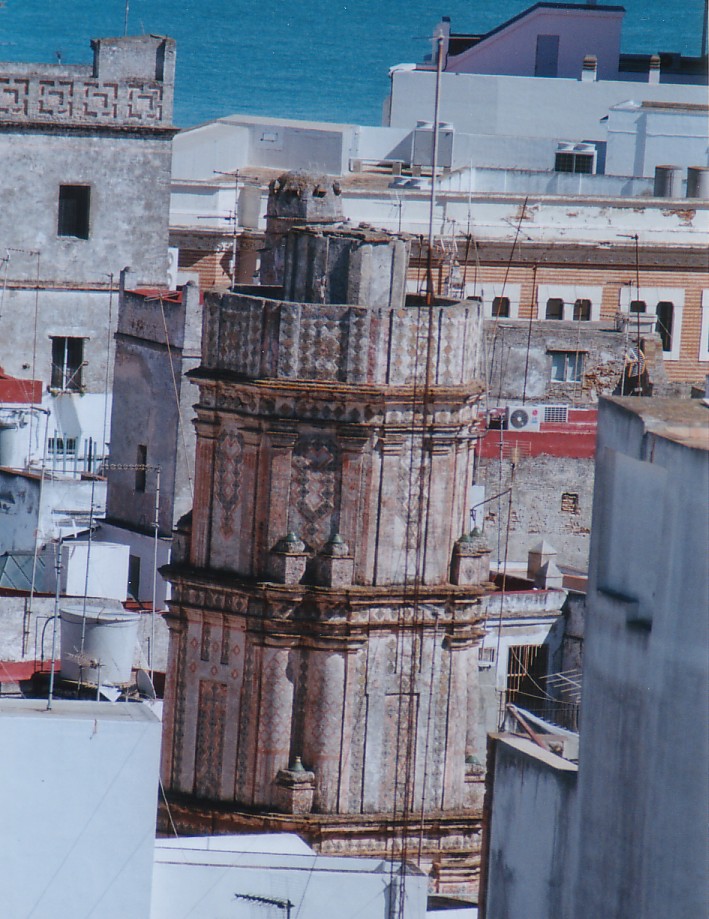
[630,300,647,313]
[51,336,84,391]
[545,298,564,320]
[135,444,147,492]
[128,555,141,600]
[655,301,674,352]
[58,185,90,239]
[47,436,77,455]
[492,296,510,318]
[551,351,584,382]
[506,644,549,715]
[573,298,591,321]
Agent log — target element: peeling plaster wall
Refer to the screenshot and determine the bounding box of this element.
[478,453,595,569]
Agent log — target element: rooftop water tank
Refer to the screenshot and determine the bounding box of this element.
[60,602,140,685]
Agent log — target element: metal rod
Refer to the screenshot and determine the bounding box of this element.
[150,466,161,682]
[47,542,62,711]
[425,33,444,305]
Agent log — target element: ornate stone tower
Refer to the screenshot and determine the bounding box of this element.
[161,224,491,894]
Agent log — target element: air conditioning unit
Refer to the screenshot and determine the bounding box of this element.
[505,403,542,432]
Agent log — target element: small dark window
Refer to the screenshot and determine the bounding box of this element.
[561,492,579,514]
[655,301,674,352]
[58,185,90,239]
[135,444,147,492]
[128,555,141,599]
[546,298,564,320]
[51,336,84,391]
[630,300,647,313]
[492,296,510,318]
[573,298,591,321]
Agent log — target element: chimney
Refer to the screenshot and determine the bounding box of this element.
[581,55,598,82]
[527,540,558,581]
[648,54,661,84]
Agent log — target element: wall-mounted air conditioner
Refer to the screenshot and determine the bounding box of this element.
[505,403,542,432]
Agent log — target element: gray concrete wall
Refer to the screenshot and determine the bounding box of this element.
[0,131,171,285]
[0,37,174,395]
[0,287,117,392]
[478,453,595,569]
[485,321,626,405]
[575,398,709,919]
[106,278,200,536]
[484,735,579,919]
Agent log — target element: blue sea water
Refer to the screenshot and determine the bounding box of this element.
[0,0,705,129]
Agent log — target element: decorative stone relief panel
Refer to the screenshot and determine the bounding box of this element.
[38,80,74,117]
[0,78,30,117]
[288,435,340,549]
[214,428,244,539]
[0,74,166,125]
[83,82,119,119]
[194,680,228,799]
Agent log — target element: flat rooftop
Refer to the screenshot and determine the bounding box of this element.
[0,698,160,723]
[606,397,709,451]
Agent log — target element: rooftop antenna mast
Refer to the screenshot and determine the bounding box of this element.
[124,0,130,36]
[425,30,445,305]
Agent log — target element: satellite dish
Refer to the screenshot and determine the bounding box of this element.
[136,668,157,700]
[509,408,530,429]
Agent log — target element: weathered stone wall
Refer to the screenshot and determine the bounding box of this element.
[0,36,175,126]
[0,37,175,393]
[192,286,484,586]
[485,320,627,404]
[161,582,482,818]
[106,276,200,536]
[162,228,490,895]
[478,453,596,569]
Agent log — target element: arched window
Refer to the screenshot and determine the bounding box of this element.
[573,298,591,321]
[492,296,510,318]
[655,301,674,352]
[546,298,564,320]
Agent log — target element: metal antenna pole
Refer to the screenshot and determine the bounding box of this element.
[47,542,63,711]
[150,466,161,682]
[426,33,444,305]
[124,0,130,36]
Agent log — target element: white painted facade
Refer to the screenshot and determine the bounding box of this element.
[0,699,428,919]
[0,699,161,919]
[151,836,428,919]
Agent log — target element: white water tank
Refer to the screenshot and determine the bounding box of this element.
[60,601,140,685]
[653,165,682,197]
[686,166,709,199]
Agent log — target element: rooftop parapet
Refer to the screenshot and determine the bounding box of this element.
[201,288,484,388]
[0,35,175,128]
[202,223,484,387]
